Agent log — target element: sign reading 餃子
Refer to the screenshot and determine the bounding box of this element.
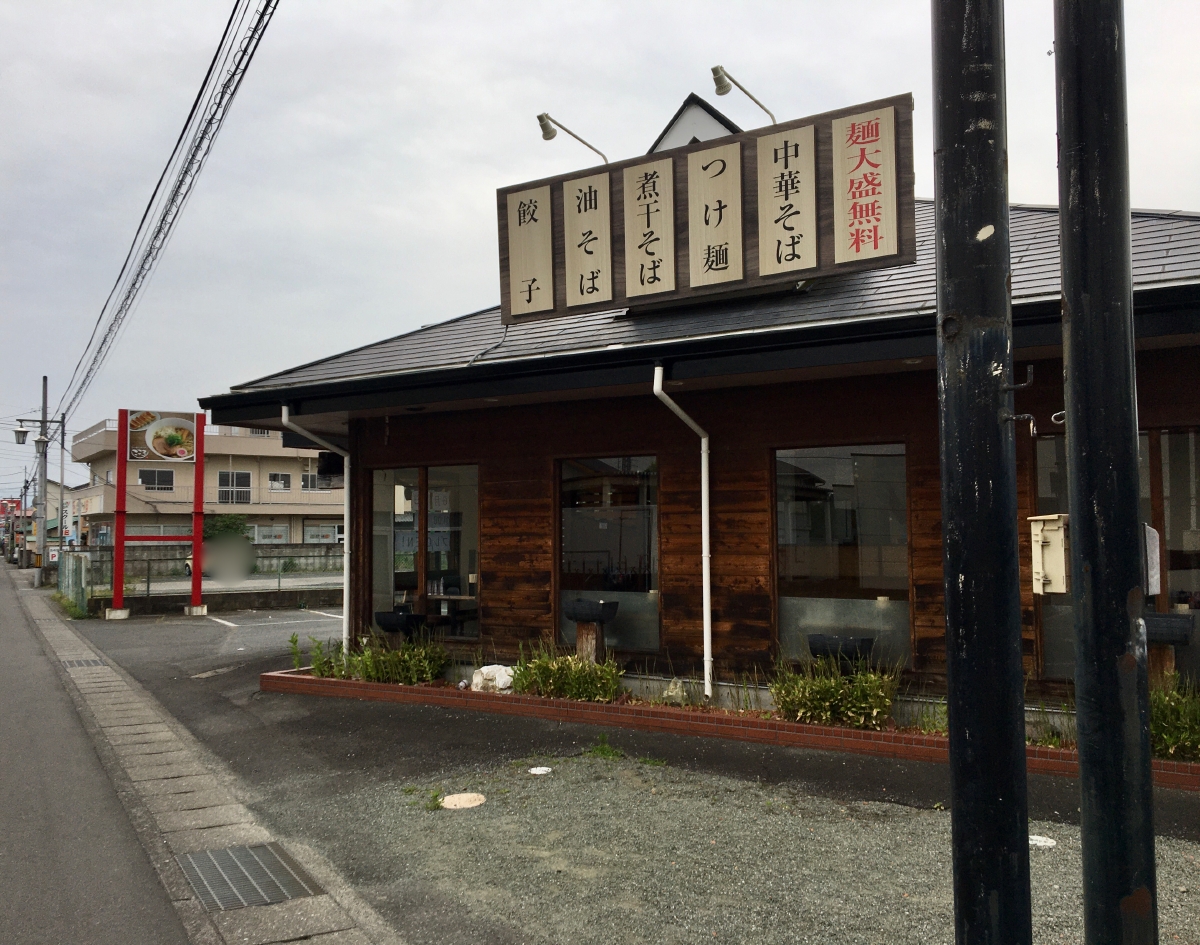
[497,93,914,324]
[127,410,198,462]
[506,186,554,316]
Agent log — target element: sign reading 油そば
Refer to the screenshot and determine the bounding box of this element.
[497,93,915,324]
[564,173,612,306]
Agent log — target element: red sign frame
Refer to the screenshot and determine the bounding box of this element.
[111,409,205,612]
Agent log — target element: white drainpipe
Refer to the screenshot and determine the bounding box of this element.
[652,365,712,699]
[281,406,350,654]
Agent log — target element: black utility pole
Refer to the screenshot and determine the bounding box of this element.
[1054,2,1158,942]
[932,2,1032,942]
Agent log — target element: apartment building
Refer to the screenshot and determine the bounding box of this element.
[69,419,343,545]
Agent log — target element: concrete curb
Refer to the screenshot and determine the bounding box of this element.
[13,578,405,945]
[260,668,1200,793]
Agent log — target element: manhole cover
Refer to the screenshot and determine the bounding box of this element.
[1029,835,1057,849]
[176,842,321,911]
[442,793,486,810]
[62,659,106,668]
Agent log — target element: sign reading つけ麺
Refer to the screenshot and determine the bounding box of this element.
[497,93,915,324]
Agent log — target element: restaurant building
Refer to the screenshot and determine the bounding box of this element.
[201,96,1200,687]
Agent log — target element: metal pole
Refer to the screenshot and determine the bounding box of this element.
[59,413,66,563]
[932,1,1033,942]
[36,376,49,578]
[1053,2,1158,941]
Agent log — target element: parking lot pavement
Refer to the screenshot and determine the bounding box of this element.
[76,608,1200,945]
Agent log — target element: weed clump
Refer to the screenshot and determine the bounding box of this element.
[1151,673,1200,761]
[584,734,624,759]
[303,634,449,685]
[769,657,899,730]
[511,646,622,702]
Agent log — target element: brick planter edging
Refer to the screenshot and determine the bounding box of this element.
[259,669,1200,793]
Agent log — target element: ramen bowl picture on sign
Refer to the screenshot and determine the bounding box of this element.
[128,411,197,462]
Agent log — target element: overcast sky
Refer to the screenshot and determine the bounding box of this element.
[1,0,1198,492]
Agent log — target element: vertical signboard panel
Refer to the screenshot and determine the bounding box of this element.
[757,125,817,275]
[688,143,743,286]
[624,159,675,297]
[832,106,898,264]
[563,173,612,306]
[506,186,554,315]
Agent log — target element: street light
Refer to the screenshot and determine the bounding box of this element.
[14,424,28,445]
[535,112,608,164]
[33,434,49,457]
[710,65,776,125]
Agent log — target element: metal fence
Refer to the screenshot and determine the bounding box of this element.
[65,543,343,598]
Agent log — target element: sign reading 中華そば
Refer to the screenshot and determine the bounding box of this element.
[757,125,817,275]
[497,93,914,324]
[624,159,675,298]
[506,186,554,316]
[688,142,743,286]
[564,173,612,306]
[832,107,898,264]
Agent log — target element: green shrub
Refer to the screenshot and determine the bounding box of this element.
[512,646,622,702]
[304,634,449,685]
[1151,674,1200,762]
[770,658,898,730]
[51,591,90,620]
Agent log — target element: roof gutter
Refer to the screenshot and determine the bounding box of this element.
[652,364,712,699]
[281,405,350,654]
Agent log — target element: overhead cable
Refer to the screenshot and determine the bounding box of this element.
[58,0,280,422]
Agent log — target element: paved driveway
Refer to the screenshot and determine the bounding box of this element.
[77,607,1200,945]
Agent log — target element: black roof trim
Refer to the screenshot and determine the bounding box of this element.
[647,93,742,154]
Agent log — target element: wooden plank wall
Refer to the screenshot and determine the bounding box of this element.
[349,345,1200,678]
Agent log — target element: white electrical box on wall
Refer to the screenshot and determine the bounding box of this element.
[1030,514,1069,595]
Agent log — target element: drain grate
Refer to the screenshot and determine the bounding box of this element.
[176,842,321,912]
[62,659,106,668]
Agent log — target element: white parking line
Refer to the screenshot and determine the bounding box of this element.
[207,616,238,628]
[305,610,342,619]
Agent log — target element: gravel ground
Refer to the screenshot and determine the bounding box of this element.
[265,744,1200,945]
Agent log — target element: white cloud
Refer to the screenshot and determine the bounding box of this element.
[0,0,1196,488]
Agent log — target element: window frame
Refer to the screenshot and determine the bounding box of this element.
[217,469,252,505]
[556,454,662,653]
[137,468,175,492]
[268,472,292,492]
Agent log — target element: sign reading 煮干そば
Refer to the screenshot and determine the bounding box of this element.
[497,93,914,324]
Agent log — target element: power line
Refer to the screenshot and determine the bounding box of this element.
[58,0,281,422]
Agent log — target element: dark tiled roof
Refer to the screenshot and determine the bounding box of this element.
[232,201,1200,393]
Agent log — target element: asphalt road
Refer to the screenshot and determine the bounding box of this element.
[0,564,189,945]
[69,605,1200,943]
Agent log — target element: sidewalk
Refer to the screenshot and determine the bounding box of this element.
[0,563,188,945]
[1,563,402,945]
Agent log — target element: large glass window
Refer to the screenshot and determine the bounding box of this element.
[776,445,910,665]
[372,467,478,639]
[560,457,659,652]
[427,466,479,637]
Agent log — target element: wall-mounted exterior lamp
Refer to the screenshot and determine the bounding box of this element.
[710,65,776,125]
[536,112,608,164]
